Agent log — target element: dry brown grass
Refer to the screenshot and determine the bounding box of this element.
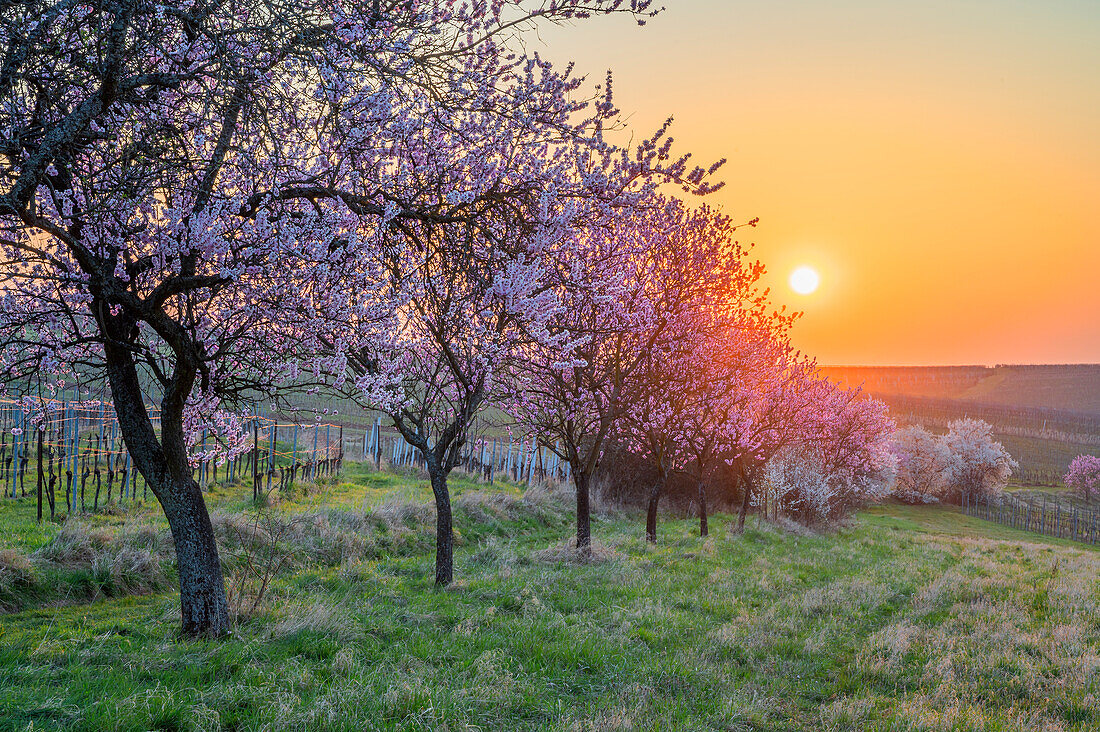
[272,596,363,643]
[533,536,623,564]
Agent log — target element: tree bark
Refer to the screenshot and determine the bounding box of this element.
[101,322,229,637]
[737,473,753,533]
[574,468,592,552]
[697,477,708,537]
[160,477,230,635]
[645,473,666,544]
[427,463,454,586]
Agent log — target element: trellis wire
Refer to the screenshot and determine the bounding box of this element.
[346,421,570,487]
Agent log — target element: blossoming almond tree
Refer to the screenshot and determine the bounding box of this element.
[1064,454,1100,505]
[890,424,953,503]
[505,180,736,552]
[1,0,383,636]
[756,384,894,525]
[505,199,701,552]
[941,418,1017,503]
[723,345,823,532]
[336,48,672,587]
[676,303,795,536]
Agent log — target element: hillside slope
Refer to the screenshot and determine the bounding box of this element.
[821,364,1100,415]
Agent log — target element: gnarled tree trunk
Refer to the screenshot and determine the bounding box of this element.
[645,472,666,544]
[697,478,708,537]
[103,324,229,637]
[574,468,592,552]
[161,477,230,635]
[427,461,454,586]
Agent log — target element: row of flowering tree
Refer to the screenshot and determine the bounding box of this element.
[507,191,899,543]
[0,0,897,638]
[0,0,693,636]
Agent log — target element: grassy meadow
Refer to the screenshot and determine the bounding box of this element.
[0,463,1098,731]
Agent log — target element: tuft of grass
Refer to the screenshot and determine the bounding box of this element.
[0,548,35,612]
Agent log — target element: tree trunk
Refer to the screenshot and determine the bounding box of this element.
[737,473,753,533]
[645,473,665,544]
[428,464,454,586]
[697,478,708,537]
[160,477,230,635]
[574,468,592,552]
[101,321,229,637]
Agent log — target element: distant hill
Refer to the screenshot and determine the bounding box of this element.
[820,364,1100,415]
[820,364,1100,480]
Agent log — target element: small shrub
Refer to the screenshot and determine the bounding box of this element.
[218,509,300,624]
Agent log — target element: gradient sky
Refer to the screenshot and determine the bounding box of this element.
[540,1,1100,366]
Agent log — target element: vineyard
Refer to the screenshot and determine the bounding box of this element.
[962,490,1100,545]
[1,399,571,526]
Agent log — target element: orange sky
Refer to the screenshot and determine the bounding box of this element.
[541,1,1100,366]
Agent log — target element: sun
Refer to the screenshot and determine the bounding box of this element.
[789,266,820,295]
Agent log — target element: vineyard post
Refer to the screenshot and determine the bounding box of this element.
[198,429,206,487]
[267,423,276,492]
[252,419,260,502]
[517,437,525,481]
[92,428,101,509]
[67,404,75,513]
[291,424,299,472]
[72,406,80,512]
[36,428,43,523]
[10,408,20,498]
[107,421,115,500]
[312,423,319,476]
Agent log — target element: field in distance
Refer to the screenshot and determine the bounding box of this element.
[820,364,1100,415]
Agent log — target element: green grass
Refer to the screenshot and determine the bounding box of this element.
[0,467,1098,731]
[861,501,1100,549]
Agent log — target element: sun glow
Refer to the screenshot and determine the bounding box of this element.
[789,266,820,296]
